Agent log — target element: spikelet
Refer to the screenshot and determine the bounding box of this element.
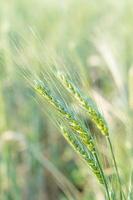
[60,125,104,184]
[58,74,109,136]
[35,80,95,152]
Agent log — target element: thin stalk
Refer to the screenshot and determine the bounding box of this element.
[107,137,123,199]
[94,152,111,200]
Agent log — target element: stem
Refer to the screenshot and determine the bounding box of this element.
[107,137,123,199]
[93,152,111,200]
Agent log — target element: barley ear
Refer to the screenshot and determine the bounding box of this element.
[58,74,109,136]
[34,80,96,153]
[60,125,104,184]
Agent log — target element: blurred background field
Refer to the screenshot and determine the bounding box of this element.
[0,0,133,199]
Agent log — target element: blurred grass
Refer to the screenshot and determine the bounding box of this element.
[0,0,133,199]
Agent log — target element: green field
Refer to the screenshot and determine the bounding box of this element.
[0,0,133,199]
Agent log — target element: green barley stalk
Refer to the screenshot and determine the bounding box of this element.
[58,74,123,199]
[128,171,133,200]
[34,80,111,199]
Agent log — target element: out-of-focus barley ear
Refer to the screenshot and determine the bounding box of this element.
[60,125,104,184]
[58,74,109,136]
